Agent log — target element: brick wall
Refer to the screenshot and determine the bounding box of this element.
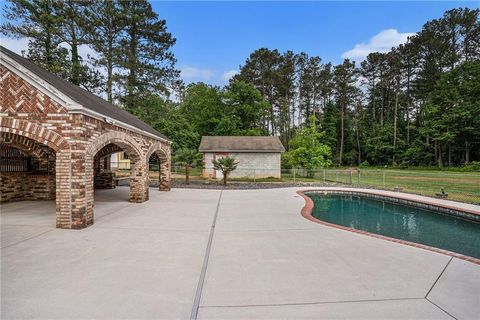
[0,173,25,202]
[1,173,55,202]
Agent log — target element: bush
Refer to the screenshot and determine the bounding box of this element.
[281,152,293,169]
[463,161,480,171]
[359,160,370,168]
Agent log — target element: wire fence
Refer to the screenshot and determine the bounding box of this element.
[110,162,480,204]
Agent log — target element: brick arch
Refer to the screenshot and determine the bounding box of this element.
[0,118,70,228]
[0,132,55,158]
[146,142,171,191]
[0,117,69,152]
[84,131,149,225]
[146,142,170,162]
[94,143,123,159]
[86,131,143,161]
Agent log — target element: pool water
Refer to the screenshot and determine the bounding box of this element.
[309,194,480,259]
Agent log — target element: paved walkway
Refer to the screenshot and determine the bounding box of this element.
[1,187,479,319]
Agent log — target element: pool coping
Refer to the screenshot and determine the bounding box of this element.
[297,188,480,265]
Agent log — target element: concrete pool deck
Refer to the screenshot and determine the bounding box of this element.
[1,187,479,319]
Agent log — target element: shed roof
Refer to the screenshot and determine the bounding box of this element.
[199,136,285,153]
[0,45,169,142]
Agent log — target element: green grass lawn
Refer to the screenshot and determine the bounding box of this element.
[281,169,480,204]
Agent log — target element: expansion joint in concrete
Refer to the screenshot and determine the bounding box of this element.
[425,298,458,320]
[199,297,426,309]
[190,190,223,320]
[0,228,54,250]
[425,256,453,298]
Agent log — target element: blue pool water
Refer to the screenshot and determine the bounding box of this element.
[308,193,480,259]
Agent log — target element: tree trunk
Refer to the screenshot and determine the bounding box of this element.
[107,39,114,103]
[356,117,361,165]
[339,104,344,165]
[438,143,443,168]
[223,173,227,186]
[380,84,384,130]
[465,140,470,164]
[185,165,190,185]
[406,110,410,146]
[393,88,398,165]
[71,33,80,85]
[448,143,452,167]
[372,81,376,136]
[406,71,411,146]
[45,1,54,70]
[126,27,137,109]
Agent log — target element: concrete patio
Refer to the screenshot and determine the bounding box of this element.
[1,187,479,319]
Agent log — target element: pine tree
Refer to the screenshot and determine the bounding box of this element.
[118,0,179,110]
[83,0,126,102]
[333,59,358,165]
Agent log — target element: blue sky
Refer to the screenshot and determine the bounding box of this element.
[152,1,479,85]
[1,1,478,85]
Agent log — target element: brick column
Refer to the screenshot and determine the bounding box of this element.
[55,149,72,228]
[94,155,115,189]
[56,148,91,229]
[159,160,171,191]
[129,158,149,202]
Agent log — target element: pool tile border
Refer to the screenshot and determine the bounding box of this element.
[297,189,480,265]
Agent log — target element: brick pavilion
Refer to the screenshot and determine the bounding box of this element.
[0,46,171,229]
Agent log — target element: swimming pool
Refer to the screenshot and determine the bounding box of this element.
[306,192,480,259]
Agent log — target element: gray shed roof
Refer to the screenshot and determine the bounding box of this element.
[0,46,169,141]
[199,136,285,153]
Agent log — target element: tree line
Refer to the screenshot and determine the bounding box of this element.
[232,8,480,167]
[2,2,479,168]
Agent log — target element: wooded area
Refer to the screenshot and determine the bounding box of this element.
[2,1,479,168]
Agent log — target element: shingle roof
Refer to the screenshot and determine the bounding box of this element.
[199,136,285,153]
[0,45,169,141]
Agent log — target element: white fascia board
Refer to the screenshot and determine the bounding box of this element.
[1,52,171,144]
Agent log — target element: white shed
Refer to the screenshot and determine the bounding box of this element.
[199,136,285,179]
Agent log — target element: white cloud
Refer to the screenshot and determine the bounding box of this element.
[222,69,239,81]
[342,29,415,61]
[180,66,214,81]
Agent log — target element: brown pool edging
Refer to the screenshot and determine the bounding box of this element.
[297,189,480,265]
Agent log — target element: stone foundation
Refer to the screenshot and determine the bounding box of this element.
[0,172,56,203]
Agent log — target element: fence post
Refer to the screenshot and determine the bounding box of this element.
[293,168,296,183]
[350,170,353,185]
[253,169,256,182]
[335,171,338,184]
[358,170,360,185]
[323,169,326,183]
[383,170,386,188]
